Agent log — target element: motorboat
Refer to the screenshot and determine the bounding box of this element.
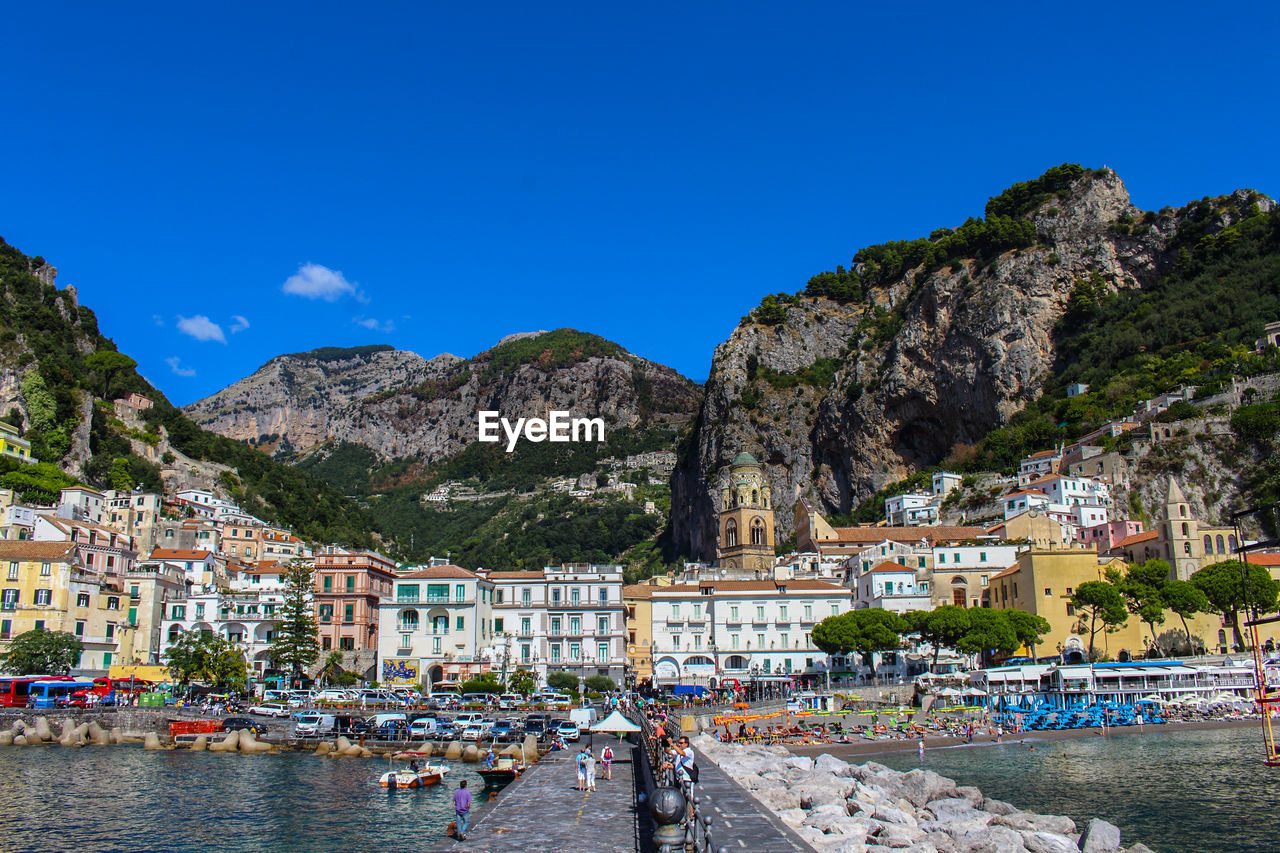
[477,754,524,789]
[380,760,449,789]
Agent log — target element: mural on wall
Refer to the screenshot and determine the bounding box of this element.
[382,659,420,686]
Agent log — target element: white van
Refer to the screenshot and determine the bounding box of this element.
[454,712,485,727]
[569,707,598,730]
[369,712,408,728]
[295,713,336,736]
[409,717,438,739]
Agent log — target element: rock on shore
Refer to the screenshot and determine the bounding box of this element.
[692,734,1142,853]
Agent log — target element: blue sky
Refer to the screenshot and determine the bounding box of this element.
[2,2,1277,405]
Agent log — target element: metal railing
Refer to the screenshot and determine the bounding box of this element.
[631,709,727,853]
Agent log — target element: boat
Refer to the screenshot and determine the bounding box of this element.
[379,760,450,789]
[477,754,524,789]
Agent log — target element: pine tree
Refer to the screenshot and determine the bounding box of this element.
[269,561,320,682]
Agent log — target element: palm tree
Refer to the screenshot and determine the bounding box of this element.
[320,651,344,687]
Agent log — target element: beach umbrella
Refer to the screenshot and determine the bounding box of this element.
[936,687,961,697]
[962,687,987,696]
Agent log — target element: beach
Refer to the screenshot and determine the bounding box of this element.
[778,716,1257,759]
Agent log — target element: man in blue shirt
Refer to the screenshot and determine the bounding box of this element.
[453,779,472,840]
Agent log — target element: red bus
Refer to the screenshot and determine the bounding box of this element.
[0,675,75,708]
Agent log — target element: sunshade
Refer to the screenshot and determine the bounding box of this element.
[590,710,642,733]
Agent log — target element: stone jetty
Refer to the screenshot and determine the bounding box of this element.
[692,734,1153,853]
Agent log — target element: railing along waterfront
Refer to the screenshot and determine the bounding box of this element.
[630,708,726,853]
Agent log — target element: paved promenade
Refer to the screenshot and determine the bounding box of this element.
[687,747,814,852]
[427,738,639,852]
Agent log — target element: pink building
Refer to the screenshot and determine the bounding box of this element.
[1077,519,1144,551]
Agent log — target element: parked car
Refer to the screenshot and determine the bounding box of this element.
[460,724,486,742]
[249,702,290,718]
[454,712,485,728]
[490,719,521,742]
[408,717,438,739]
[222,717,267,735]
[498,694,524,710]
[555,721,581,742]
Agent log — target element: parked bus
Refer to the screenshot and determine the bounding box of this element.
[27,679,95,709]
[0,676,74,708]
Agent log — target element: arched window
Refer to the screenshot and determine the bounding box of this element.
[168,625,180,643]
[400,609,419,630]
[1181,522,1189,536]
[1180,504,1187,517]
[751,489,758,505]
[1204,535,1213,553]
[1184,542,1192,555]
[952,589,966,607]
[950,576,966,585]
[1216,535,1226,554]
[750,517,766,546]
[725,518,738,548]
[1218,629,1228,648]
[1228,534,1238,552]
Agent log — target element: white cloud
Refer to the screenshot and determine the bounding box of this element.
[282,262,364,302]
[165,356,197,377]
[230,315,251,334]
[353,316,395,333]
[152,314,165,327]
[176,314,227,343]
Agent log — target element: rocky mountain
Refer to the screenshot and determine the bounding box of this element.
[671,166,1276,558]
[185,330,701,466]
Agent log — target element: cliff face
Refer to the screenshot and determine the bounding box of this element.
[186,332,702,464]
[671,169,1272,558]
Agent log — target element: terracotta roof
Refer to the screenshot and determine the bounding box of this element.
[396,564,478,580]
[1005,490,1048,499]
[0,541,78,561]
[991,565,1022,581]
[1111,531,1159,550]
[249,560,288,573]
[1026,450,1060,459]
[867,561,916,575]
[41,517,128,537]
[829,525,988,545]
[149,548,215,561]
[485,571,546,579]
[1247,553,1280,567]
[623,584,654,599]
[653,580,847,594]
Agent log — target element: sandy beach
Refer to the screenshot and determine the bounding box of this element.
[780,716,1257,759]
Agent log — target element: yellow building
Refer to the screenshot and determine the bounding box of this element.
[0,540,121,671]
[624,574,675,687]
[989,546,1220,659]
[0,422,34,464]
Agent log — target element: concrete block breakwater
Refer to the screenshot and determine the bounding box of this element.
[692,733,1152,853]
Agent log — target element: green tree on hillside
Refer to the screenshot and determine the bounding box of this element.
[84,350,137,400]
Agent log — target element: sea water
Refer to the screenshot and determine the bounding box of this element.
[874,725,1280,853]
[0,748,483,852]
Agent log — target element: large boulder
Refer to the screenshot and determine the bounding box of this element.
[239,730,273,754]
[60,722,89,747]
[898,769,958,807]
[993,812,1076,836]
[778,808,807,828]
[522,735,539,761]
[951,824,1026,852]
[873,822,929,848]
[1078,818,1121,853]
[1022,831,1078,853]
[12,735,28,746]
[444,741,463,759]
[462,745,481,763]
[86,722,111,746]
[190,735,208,751]
[315,741,332,756]
[785,755,815,772]
[802,803,853,831]
[815,753,855,777]
[143,732,164,750]
[0,731,13,746]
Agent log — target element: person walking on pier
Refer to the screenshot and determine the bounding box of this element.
[453,780,472,841]
[584,748,597,792]
[601,744,614,780]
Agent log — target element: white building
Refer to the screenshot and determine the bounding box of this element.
[932,472,962,499]
[931,543,1024,608]
[57,487,106,525]
[159,583,283,679]
[1018,448,1064,487]
[853,562,931,613]
[486,564,627,686]
[649,579,851,686]
[377,564,496,690]
[884,492,938,527]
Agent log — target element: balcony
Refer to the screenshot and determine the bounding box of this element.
[397,621,419,632]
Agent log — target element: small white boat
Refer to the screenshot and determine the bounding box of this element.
[380,761,449,789]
